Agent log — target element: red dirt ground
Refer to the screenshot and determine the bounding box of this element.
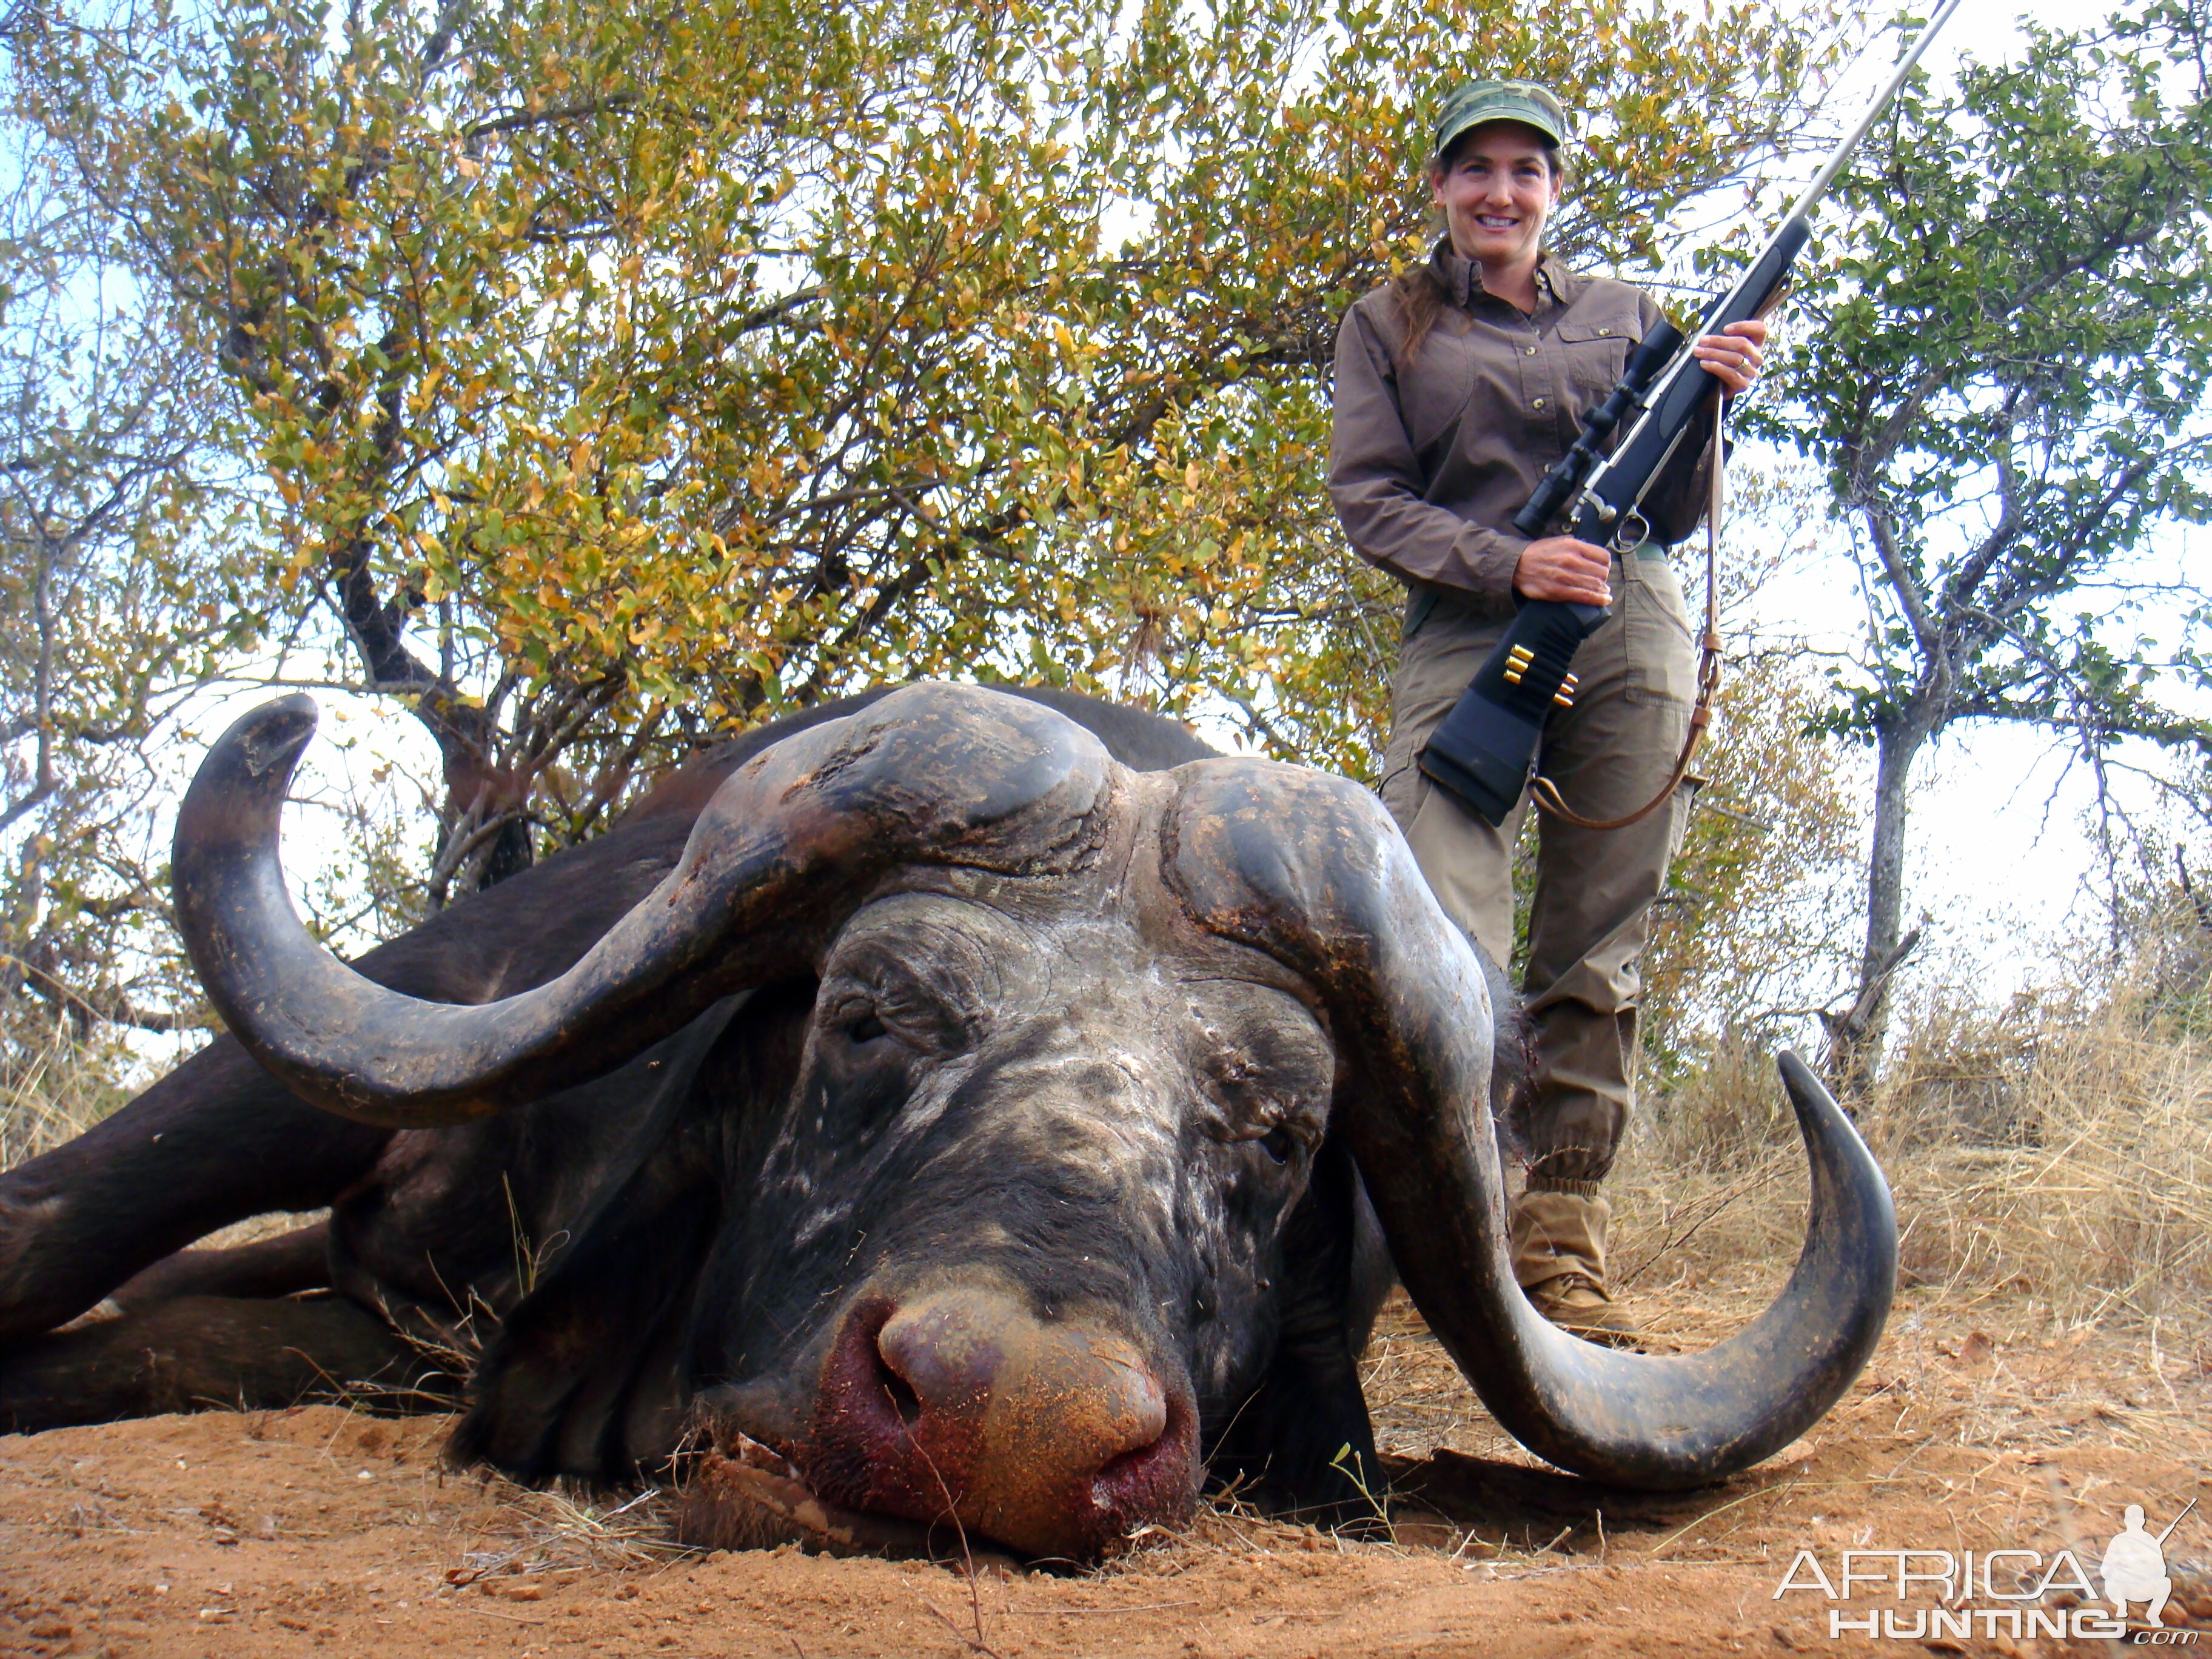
[5,1270,2210,1657]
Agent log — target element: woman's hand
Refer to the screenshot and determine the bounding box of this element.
[1691,318,1766,395]
[1514,536,1612,605]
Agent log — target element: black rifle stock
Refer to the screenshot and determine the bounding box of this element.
[1416,0,1962,827]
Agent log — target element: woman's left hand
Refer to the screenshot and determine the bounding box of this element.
[1692,319,1766,395]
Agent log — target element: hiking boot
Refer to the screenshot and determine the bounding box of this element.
[1509,1181,1641,1348]
[1522,1270,1641,1347]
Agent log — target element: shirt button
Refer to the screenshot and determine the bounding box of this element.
[1525,345,1538,355]
[1533,397,1546,409]
[1599,327,1613,337]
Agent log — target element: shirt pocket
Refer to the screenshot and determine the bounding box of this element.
[1398,324,1479,457]
[1555,315,1638,403]
[1621,552,1699,706]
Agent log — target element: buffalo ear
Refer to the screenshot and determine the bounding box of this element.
[449,990,805,1481]
[449,1131,720,1481]
[1207,1136,1393,1533]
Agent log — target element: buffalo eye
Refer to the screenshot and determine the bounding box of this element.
[1259,1125,1296,1165]
[846,1010,888,1044]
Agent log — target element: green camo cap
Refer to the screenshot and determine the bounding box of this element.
[1433,79,1570,161]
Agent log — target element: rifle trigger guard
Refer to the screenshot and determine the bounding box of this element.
[1609,510,1650,554]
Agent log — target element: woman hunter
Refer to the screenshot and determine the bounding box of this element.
[1329,79,1766,1341]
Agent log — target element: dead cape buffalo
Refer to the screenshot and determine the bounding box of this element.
[0,683,1894,1561]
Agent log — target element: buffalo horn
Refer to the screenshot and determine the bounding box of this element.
[172,686,1113,1127]
[1163,759,1895,1490]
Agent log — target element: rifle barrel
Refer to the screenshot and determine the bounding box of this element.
[1783,0,1969,224]
[1567,0,1967,537]
[2154,1496,2199,1546]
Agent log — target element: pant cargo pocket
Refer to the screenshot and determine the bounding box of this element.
[1620,552,1698,706]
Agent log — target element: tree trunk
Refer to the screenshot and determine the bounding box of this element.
[1828,713,1933,1094]
[329,535,534,901]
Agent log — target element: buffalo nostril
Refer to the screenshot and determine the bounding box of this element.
[875,1301,1004,1423]
[1088,1392,1188,1513]
[1091,1439,1156,1507]
[878,1361,923,1428]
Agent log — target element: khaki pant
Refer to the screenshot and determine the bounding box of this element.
[1379,551,1697,1184]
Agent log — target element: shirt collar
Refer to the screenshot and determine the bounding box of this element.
[1537,252,1584,310]
[1430,238,1581,317]
[1431,237,1480,308]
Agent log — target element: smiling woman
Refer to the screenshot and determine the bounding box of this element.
[1327,78,1769,1345]
[1426,121,1564,314]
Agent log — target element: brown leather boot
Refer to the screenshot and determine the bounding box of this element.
[1509,1180,1639,1347]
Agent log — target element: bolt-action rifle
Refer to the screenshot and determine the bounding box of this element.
[1416,0,1965,828]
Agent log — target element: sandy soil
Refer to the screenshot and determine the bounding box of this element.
[5,1270,2211,1658]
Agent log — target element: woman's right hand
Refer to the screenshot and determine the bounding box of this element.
[1513,537,1613,605]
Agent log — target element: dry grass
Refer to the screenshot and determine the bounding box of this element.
[454,1480,691,1585]
[0,1012,140,1171]
[1872,986,2212,1332]
[1619,921,2212,1344]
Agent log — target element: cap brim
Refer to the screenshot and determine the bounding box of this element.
[1436,106,1565,158]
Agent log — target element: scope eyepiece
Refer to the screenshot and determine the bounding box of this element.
[1621,320,1683,394]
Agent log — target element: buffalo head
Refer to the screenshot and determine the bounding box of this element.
[172,683,1894,1561]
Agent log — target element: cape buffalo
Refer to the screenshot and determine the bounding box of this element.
[0,683,1894,1561]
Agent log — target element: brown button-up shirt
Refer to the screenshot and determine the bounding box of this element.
[1329,243,1714,617]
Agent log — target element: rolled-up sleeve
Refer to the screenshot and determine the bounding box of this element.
[1327,303,1526,615]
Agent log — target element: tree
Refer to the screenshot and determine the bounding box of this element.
[8,0,1845,927]
[1762,0,2212,1084]
[0,52,245,1052]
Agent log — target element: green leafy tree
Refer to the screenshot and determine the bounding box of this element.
[9,0,1842,924]
[1760,1,2212,1083]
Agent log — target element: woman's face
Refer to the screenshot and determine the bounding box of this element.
[1428,123,1560,270]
